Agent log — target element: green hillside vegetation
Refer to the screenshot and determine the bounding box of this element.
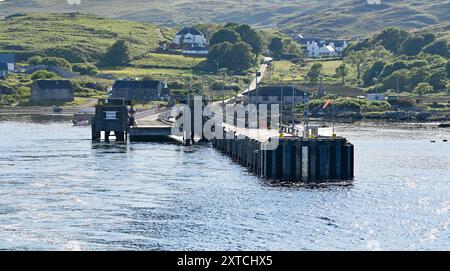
[344,27,450,95]
[1,0,448,37]
[0,13,173,62]
[280,0,450,37]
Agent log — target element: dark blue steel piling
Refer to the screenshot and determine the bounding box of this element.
[212,134,354,183]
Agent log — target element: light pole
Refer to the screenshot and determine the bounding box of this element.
[291,72,296,135]
[280,73,285,132]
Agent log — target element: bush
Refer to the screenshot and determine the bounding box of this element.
[414,82,434,96]
[37,57,72,72]
[28,56,43,66]
[427,69,447,91]
[379,60,407,79]
[422,39,450,58]
[72,80,107,95]
[72,63,98,76]
[168,81,185,90]
[210,80,241,91]
[100,40,131,67]
[382,69,411,92]
[31,70,57,80]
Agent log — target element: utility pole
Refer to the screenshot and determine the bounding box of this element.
[291,72,296,135]
[280,73,285,131]
[303,92,309,138]
[255,69,260,128]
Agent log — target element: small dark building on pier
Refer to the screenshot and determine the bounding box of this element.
[112,80,168,102]
[0,63,8,79]
[244,85,308,105]
[31,80,74,102]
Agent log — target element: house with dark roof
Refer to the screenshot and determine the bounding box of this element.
[244,85,308,105]
[31,80,74,102]
[111,80,166,101]
[292,35,349,58]
[0,53,15,71]
[0,63,9,79]
[173,27,206,47]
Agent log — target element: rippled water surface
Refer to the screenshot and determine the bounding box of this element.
[0,118,449,250]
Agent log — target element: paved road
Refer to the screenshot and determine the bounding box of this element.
[135,57,276,139]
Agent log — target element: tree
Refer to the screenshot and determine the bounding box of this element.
[410,66,430,88]
[375,28,410,54]
[335,63,349,84]
[268,37,283,57]
[100,40,131,67]
[210,29,241,46]
[207,42,255,72]
[414,82,434,97]
[446,61,450,79]
[31,70,57,80]
[382,69,411,92]
[379,60,408,79]
[422,39,450,58]
[307,63,323,83]
[363,60,385,86]
[72,63,98,76]
[282,37,303,58]
[346,50,366,79]
[234,24,263,55]
[399,34,435,56]
[225,42,255,72]
[427,69,447,91]
[208,42,232,68]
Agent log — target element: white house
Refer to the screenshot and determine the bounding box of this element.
[173,27,206,47]
[292,35,349,58]
[0,53,15,71]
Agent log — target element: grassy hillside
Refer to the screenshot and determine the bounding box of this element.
[1,0,448,37]
[280,0,450,37]
[0,13,174,62]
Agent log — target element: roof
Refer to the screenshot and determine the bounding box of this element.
[113,80,162,89]
[294,36,347,48]
[0,63,8,70]
[247,86,307,97]
[324,45,336,52]
[176,27,204,36]
[34,80,73,89]
[0,53,15,63]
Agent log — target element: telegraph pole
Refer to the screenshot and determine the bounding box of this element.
[291,72,296,135]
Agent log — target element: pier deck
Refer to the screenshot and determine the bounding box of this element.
[129,110,173,141]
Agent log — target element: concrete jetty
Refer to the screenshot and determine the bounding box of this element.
[91,98,354,183]
[212,128,354,182]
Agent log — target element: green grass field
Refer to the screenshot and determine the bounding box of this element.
[0,13,173,62]
[133,53,206,70]
[268,59,351,82]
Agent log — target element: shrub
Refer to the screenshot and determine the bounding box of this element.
[27,56,43,66]
[72,63,98,76]
[31,70,57,80]
[39,57,72,72]
[168,81,185,90]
